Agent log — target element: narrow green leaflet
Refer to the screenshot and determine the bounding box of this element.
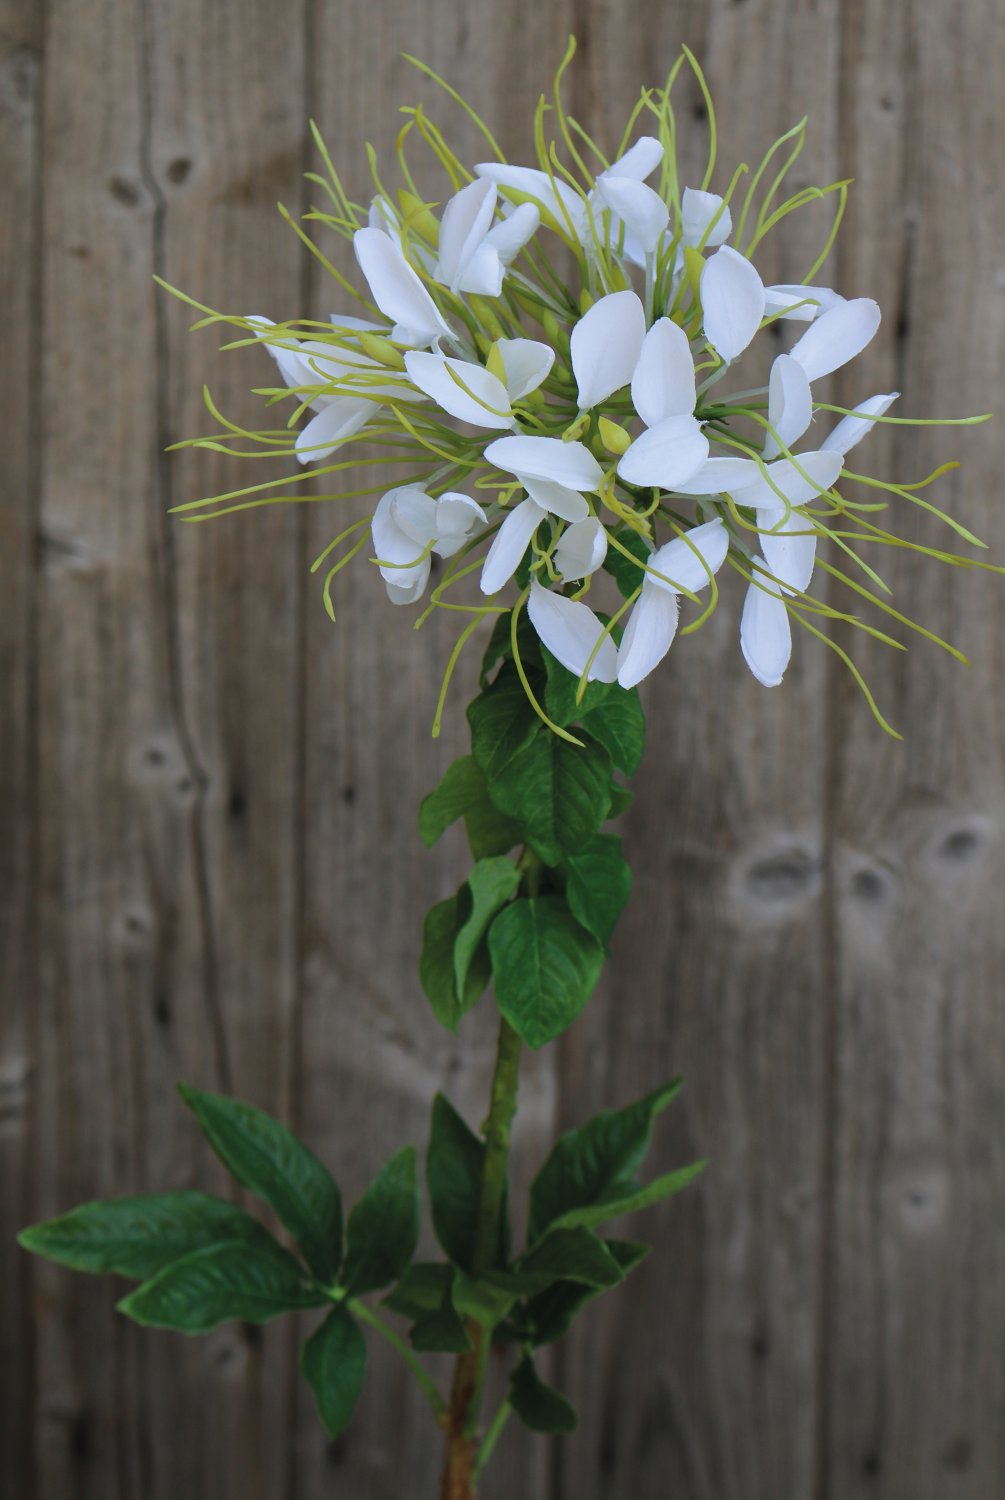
[177,1085,343,1285]
[300,1304,367,1440]
[549,1162,707,1232]
[420,891,493,1032]
[528,1082,682,1242]
[340,1147,420,1296]
[487,732,612,867]
[427,1094,506,1271]
[509,1354,578,1435]
[563,833,632,951]
[117,1238,325,1332]
[453,857,520,996]
[467,666,542,781]
[17,1192,275,1280]
[525,1239,651,1346]
[419,756,486,847]
[487,1226,624,1296]
[489,896,603,1049]
[580,690,646,776]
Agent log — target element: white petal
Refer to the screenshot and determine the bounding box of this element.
[616,583,681,688]
[821,391,899,456]
[329,312,385,333]
[454,243,504,297]
[700,247,766,362]
[554,518,608,581]
[495,338,554,401]
[527,581,617,683]
[372,488,433,600]
[383,572,430,605]
[681,188,732,248]
[435,179,497,291]
[789,297,881,382]
[520,477,590,523]
[763,353,813,460]
[353,227,451,347]
[740,567,792,686]
[482,202,539,263]
[593,178,669,255]
[762,283,846,322]
[571,290,647,410]
[758,508,817,593]
[604,136,663,181]
[485,435,603,492]
[474,163,588,239]
[479,498,547,595]
[617,415,709,489]
[737,450,843,513]
[368,196,400,238]
[390,487,438,546]
[404,351,512,429]
[630,318,697,427]
[671,456,763,496]
[433,492,487,557]
[646,518,729,595]
[295,398,373,463]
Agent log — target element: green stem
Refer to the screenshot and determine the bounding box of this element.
[473,1399,511,1477]
[349,1298,446,1420]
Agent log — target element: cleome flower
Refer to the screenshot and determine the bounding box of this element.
[175,43,992,740]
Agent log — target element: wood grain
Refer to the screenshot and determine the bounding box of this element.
[3,0,1003,1497]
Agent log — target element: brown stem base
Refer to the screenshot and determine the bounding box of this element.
[439,1340,481,1500]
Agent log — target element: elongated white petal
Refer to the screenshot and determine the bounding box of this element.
[485,435,603,492]
[295,397,373,463]
[435,179,497,291]
[737,449,843,513]
[479,498,547,595]
[790,296,881,382]
[681,188,732,247]
[630,318,697,427]
[605,136,663,180]
[368,196,400,238]
[821,391,899,456]
[404,351,512,429]
[433,492,487,557]
[353,227,451,347]
[372,488,433,600]
[474,163,588,238]
[495,338,554,401]
[527,581,617,683]
[455,244,505,297]
[554,517,608,581]
[571,290,647,410]
[700,246,766,362]
[763,353,813,460]
[594,177,669,254]
[671,456,762,495]
[482,201,539,263]
[741,567,792,686]
[616,583,681,688]
[762,283,845,322]
[329,311,385,333]
[520,477,590,523]
[391,487,438,546]
[758,508,817,593]
[647,518,729,595]
[617,415,709,489]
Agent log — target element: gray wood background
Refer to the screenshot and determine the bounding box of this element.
[2,0,1003,1496]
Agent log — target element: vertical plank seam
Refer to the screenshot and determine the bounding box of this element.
[133,0,232,1099]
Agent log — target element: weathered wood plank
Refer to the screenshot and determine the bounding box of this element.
[0,5,43,1498]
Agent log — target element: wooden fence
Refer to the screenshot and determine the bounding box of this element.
[2,0,1003,1496]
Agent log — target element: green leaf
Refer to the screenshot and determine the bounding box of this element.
[550,1162,707,1231]
[383,1262,453,1320]
[419,756,487,847]
[488,731,612,866]
[117,1239,325,1332]
[608,782,634,819]
[580,689,646,776]
[178,1085,343,1285]
[478,607,544,690]
[509,1354,577,1434]
[487,1226,623,1296]
[528,1081,682,1242]
[454,857,520,996]
[489,896,603,1049]
[426,1094,506,1270]
[541,645,617,728]
[340,1148,420,1296]
[420,891,493,1031]
[452,1270,516,1326]
[467,666,542,782]
[410,1300,473,1353]
[563,833,632,950]
[603,527,650,598]
[300,1303,367,1440]
[526,1239,651,1346]
[17,1192,275,1280]
[463,796,524,859]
